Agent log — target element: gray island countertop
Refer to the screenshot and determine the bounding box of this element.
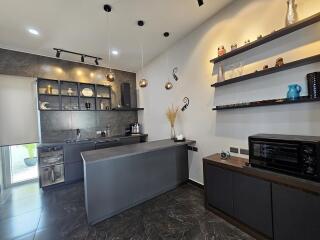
[81,139,196,224]
[81,139,196,164]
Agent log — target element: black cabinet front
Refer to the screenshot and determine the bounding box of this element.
[205,164,234,216]
[272,184,320,240]
[233,173,273,238]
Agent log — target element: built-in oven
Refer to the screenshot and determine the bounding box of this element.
[249,134,320,181]
[38,145,65,188]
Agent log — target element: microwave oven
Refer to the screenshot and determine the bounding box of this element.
[249,134,320,181]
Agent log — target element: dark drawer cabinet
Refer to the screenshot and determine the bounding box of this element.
[233,173,273,238]
[65,162,83,182]
[64,142,95,164]
[272,184,320,240]
[205,164,234,216]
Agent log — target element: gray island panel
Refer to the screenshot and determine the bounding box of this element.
[82,139,195,224]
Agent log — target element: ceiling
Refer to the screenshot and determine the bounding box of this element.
[0,0,233,72]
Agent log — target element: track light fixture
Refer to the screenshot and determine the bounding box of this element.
[53,48,102,65]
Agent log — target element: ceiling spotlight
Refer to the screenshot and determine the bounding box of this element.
[28,28,39,36]
[81,55,85,63]
[56,50,61,58]
[112,50,119,56]
[95,58,99,65]
[164,32,170,37]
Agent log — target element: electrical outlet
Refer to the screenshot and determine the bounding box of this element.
[240,149,249,155]
[187,146,198,152]
[230,147,239,153]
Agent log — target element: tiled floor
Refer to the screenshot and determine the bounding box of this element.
[0,182,254,240]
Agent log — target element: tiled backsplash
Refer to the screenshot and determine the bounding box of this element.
[40,111,138,142]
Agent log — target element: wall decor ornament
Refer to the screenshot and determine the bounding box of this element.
[244,39,251,45]
[275,57,284,67]
[173,67,179,81]
[231,44,238,51]
[218,46,226,57]
[181,97,190,111]
[257,34,263,40]
[286,0,298,26]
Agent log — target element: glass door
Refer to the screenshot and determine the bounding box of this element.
[1,143,39,187]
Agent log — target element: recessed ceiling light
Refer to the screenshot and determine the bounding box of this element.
[28,28,40,36]
[112,50,119,56]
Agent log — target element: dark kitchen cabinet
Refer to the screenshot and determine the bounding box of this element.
[120,136,143,146]
[64,142,95,183]
[65,162,83,182]
[205,164,234,216]
[233,173,273,238]
[272,183,320,240]
[64,142,95,164]
[95,140,121,150]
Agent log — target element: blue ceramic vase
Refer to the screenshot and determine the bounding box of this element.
[287,84,302,100]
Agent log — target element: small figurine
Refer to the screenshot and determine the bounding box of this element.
[275,57,284,67]
[218,46,226,57]
[263,65,269,70]
[231,44,238,51]
[244,39,251,45]
[257,34,263,40]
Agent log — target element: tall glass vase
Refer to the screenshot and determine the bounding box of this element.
[170,126,176,140]
[286,0,298,26]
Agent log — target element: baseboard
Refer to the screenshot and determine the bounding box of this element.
[187,179,204,189]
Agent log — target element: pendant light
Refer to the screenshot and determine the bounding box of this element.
[104,4,115,82]
[138,20,148,88]
[164,32,173,90]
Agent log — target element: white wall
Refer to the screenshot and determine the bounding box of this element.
[137,0,320,184]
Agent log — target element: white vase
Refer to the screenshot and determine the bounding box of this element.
[286,0,298,26]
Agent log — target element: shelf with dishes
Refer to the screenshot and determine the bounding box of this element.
[37,78,144,112]
[211,54,320,88]
[210,12,320,64]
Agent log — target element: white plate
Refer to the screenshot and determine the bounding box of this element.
[82,88,94,97]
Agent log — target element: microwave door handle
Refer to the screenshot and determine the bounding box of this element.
[51,167,56,182]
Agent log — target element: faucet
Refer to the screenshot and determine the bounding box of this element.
[76,129,81,140]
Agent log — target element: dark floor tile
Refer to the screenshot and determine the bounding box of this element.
[0,209,41,240]
[1,182,254,240]
[13,231,35,240]
[0,194,43,221]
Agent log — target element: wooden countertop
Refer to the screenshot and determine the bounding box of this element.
[203,153,320,195]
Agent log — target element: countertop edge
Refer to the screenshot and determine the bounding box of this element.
[203,153,320,195]
[82,139,196,165]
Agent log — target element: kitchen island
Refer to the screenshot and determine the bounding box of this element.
[81,139,196,224]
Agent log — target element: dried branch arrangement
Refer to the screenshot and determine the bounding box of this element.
[166,105,179,127]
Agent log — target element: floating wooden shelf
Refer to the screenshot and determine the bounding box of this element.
[211,54,320,87]
[210,12,320,64]
[212,97,320,111]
